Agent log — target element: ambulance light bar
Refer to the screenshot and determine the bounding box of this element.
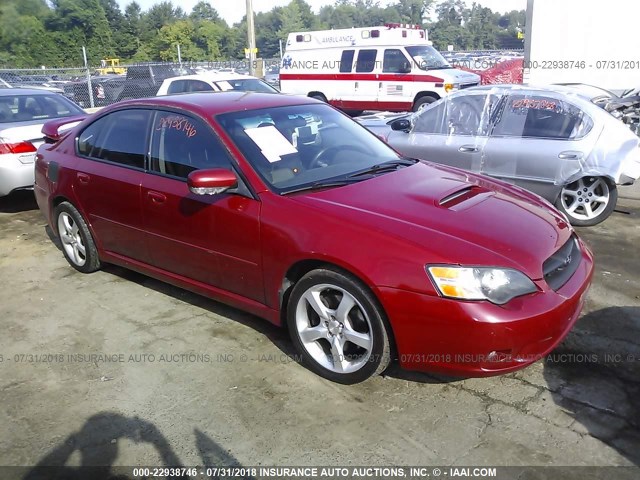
[384,23,422,29]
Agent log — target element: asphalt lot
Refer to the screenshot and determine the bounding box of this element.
[0,181,639,474]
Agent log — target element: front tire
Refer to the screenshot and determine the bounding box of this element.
[413,95,437,112]
[555,176,617,226]
[55,202,101,273]
[286,267,392,384]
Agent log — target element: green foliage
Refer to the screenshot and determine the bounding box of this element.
[0,0,525,68]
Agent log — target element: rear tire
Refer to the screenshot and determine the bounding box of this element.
[54,202,101,273]
[555,176,617,226]
[286,267,392,384]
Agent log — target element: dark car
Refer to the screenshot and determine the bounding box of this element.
[35,92,593,384]
[116,64,195,101]
[63,75,126,108]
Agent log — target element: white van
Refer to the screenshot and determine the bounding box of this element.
[279,23,481,113]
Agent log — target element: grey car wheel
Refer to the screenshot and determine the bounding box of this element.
[287,268,392,384]
[556,176,618,226]
[55,202,101,273]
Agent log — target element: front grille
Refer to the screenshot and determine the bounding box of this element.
[460,83,479,90]
[543,235,581,291]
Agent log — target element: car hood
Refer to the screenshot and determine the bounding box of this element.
[290,162,573,280]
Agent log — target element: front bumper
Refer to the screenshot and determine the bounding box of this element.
[0,153,36,196]
[379,239,594,377]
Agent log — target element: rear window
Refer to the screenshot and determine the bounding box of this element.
[213,79,278,94]
[0,94,84,123]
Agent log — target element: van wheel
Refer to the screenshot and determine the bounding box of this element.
[413,96,437,112]
[309,93,327,102]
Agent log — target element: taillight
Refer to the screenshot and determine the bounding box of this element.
[0,140,37,155]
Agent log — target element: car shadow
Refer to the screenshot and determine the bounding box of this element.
[101,264,297,359]
[0,190,38,213]
[22,412,254,480]
[383,364,465,384]
[543,306,640,466]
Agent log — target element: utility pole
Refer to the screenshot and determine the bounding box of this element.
[246,0,256,76]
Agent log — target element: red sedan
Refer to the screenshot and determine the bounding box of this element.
[35,92,593,384]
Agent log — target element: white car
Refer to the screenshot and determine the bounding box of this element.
[0,88,85,196]
[156,73,279,96]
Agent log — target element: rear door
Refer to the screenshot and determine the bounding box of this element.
[482,92,601,200]
[74,109,152,262]
[140,110,264,302]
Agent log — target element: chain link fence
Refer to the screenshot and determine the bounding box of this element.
[0,52,520,110]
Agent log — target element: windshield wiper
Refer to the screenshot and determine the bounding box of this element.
[348,158,417,178]
[282,178,365,195]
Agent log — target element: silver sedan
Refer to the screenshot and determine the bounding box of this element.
[0,88,84,197]
[357,85,640,226]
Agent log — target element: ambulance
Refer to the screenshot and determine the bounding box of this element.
[279,23,481,113]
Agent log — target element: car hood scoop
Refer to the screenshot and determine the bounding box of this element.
[437,185,492,210]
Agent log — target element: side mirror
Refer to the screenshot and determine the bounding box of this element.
[390,118,411,132]
[187,168,237,195]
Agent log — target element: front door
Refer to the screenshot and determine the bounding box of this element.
[141,110,264,303]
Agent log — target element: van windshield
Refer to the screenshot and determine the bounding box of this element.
[406,46,452,70]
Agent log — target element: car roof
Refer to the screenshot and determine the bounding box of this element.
[166,73,260,82]
[0,88,61,96]
[105,91,319,116]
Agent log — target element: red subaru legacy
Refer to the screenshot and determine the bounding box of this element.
[35,92,593,384]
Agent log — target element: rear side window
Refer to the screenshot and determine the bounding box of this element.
[355,50,377,73]
[167,79,216,94]
[492,94,593,139]
[77,109,152,169]
[340,50,354,73]
[149,111,234,179]
[167,80,188,94]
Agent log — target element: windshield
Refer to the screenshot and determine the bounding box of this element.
[213,78,279,94]
[217,104,404,193]
[405,46,451,70]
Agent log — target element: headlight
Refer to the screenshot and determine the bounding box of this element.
[426,266,537,305]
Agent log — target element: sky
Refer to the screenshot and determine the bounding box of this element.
[115,0,527,26]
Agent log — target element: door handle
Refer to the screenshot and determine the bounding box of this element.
[558,151,583,159]
[355,81,359,89]
[77,172,90,185]
[147,191,166,204]
[459,145,479,153]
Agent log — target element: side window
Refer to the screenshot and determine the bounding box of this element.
[355,49,377,73]
[339,50,354,73]
[167,80,187,94]
[492,94,593,139]
[149,111,233,179]
[412,102,447,134]
[188,80,215,92]
[383,49,409,73]
[77,109,151,169]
